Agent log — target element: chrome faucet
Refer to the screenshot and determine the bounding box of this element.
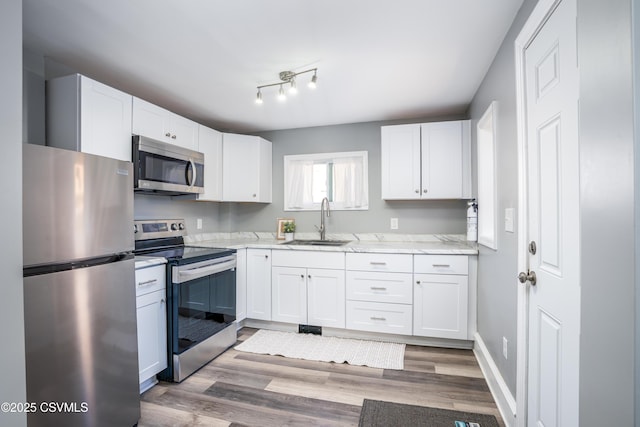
[317,197,331,240]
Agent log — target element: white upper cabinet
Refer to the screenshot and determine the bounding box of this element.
[46,74,132,162]
[132,97,198,151]
[222,133,272,203]
[197,125,223,201]
[381,120,471,200]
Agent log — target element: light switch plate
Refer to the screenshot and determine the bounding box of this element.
[196,218,203,229]
[504,208,514,233]
[390,218,399,230]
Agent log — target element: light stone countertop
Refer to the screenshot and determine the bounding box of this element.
[185,232,478,255]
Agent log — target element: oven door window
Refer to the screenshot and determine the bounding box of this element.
[175,269,236,354]
[139,151,204,187]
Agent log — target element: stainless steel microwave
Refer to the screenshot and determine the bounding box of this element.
[132,135,205,195]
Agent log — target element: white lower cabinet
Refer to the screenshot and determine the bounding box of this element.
[135,263,167,393]
[235,248,247,322]
[271,266,346,328]
[413,255,469,340]
[345,253,413,336]
[270,250,346,328]
[246,249,272,320]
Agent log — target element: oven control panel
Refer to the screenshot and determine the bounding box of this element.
[134,219,187,240]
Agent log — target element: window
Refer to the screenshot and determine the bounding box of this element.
[477,101,498,249]
[284,151,369,211]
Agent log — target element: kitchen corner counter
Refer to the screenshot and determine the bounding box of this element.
[185,232,478,255]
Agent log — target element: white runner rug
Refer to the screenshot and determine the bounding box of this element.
[234,329,405,370]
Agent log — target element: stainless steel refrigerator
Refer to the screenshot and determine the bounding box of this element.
[22,144,140,427]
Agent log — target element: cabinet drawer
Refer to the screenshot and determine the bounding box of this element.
[346,301,412,336]
[271,250,345,269]
[413,255,468,275]
[346,253,412,273]
[346,271,413,304]
[135,265,166,297]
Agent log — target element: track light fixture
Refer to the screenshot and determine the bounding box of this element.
[255,68,318,104]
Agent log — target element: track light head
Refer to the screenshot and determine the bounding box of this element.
[277,84,286,101]
[289,78,298,95]
[255,89,263,104]
[308,72,317,89]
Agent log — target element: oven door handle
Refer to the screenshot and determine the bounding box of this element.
[173,258,236,283]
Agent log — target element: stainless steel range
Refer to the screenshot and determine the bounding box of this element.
[134,219,237,382]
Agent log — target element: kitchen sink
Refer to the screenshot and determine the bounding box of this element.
[282,239,351,246]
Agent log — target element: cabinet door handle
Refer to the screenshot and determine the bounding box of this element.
[308,274,311,279]
[265,255,269,259]
[423,189,428,193]
[415,190,420,194]
[416,280,421,285]
[370,286,387,291]
[171,134,177,139]
[432,264,451,268]
[165,132,171,137]
[137,279,157,287]
[161,299,165,304]
[369,261,387,266]
[370,316,386,321]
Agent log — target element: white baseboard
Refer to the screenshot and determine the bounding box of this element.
[473,333,517,427]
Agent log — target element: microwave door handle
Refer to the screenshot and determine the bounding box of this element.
[185,159,196,187]
[189,159,197,187]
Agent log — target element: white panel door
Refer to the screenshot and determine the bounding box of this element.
[246,249,272,320]
[132,97,168,142]
[381,124,421,199]
[307,268,345,328]
[222,133,260,202]
[272,266,307,324]
[168,113,198,151]
[198,125,223,201]
[524,0,580,425]
[136,290,167,384]
[421,121,463,198]
[413,273,468,339]
[235,248,247,322]
[80,76,132,162]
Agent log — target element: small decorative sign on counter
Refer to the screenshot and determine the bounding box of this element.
[276,218,295,241]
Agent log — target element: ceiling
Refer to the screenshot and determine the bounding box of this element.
[22,0,523,133]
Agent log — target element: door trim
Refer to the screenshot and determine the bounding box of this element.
[514,0,563,425]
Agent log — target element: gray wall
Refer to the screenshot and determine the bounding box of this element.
[133,195,226,233]
[467,0,539,396]
[1,1,27,426]
[578,0,635,424]
[228,119,469,235]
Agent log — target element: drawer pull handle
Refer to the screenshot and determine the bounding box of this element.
[138,279,158,286]
[370,286,387,291]
[370,316,386,321]
[432,264,451,268]
[369,262,387,265]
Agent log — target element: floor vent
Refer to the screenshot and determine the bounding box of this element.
[298,324,322,335]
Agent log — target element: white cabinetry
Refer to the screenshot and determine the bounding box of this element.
[135,261,167,393]
[132,97,198,150]
[46,74,132,161]
[197,125,223,201]
[345,253,413,335]
[271,250,345,328]
[235,248,247,322]
[246,249,272,320]
[413,255,469,340]
[222,133,272,203]
[381,120,471,199]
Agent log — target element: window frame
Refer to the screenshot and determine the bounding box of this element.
[283,150,369,211]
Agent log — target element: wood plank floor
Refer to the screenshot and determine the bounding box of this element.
[139,328,504,427]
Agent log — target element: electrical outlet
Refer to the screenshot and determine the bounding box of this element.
[196,218,203,230]
[390,218,399,230]
[503,337,508,359]
[504,208,514,233]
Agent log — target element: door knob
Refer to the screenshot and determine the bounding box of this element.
[518,270,537,286]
